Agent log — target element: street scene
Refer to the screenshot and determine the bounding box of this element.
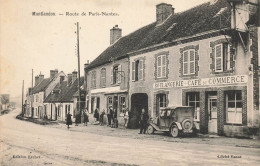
[1,0,260,165]
[1,109,260,165]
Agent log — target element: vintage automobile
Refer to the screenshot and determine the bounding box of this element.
[147,106,199,137]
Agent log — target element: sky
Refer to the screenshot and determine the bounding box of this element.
[0,0,210,104]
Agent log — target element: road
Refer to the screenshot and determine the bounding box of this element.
[1,109,260,166]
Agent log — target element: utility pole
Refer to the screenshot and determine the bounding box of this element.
[76,22,81,123]
[31,69,33,118]
[22,80,24,116]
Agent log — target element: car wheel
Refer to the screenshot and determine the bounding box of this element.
[147,125,154,134]
[170,125,179,137]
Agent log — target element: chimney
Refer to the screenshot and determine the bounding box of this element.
[67,73,72,84]
[35,76,39,86]
[72,71,78,83]
[39,74,44,83]
[60,75,65,84]
[110,25,122,45]
[156,3,174,25]
[50,70,56,79]
[84,60,90,69]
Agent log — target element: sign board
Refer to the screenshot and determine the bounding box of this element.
[153,75,248,89]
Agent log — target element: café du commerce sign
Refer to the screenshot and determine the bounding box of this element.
[153,75,248,89]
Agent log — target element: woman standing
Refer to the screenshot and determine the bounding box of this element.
[66,111,72,128]
[124,108,129,127]
[83,110,89,126]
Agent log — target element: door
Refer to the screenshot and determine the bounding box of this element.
[208,96,217,134]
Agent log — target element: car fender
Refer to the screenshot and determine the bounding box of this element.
[193,122,200,130]
[171,122,182,130]
[147,122,160,131]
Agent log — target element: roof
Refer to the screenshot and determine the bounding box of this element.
[86,0,232,70]
[44,77,84,103]
[32,78,51,94]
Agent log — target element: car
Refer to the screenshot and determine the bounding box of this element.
[147,106,199,137]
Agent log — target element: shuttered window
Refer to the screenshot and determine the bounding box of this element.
[118,65,121,83]
[100,68,106,87]
[190,50,195,74]
[183,51,189,75]
[157,55,166,78]
[139,60,143,80]
[110,67,113,84]
[215,44,223,72]
[132,61,135,81]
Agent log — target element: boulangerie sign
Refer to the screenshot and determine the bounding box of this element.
[153,75,248,89]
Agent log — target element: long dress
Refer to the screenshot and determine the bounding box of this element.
[66,113,72,125]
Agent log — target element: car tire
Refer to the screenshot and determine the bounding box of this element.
[170,125,179,137]
[147,125,154,134]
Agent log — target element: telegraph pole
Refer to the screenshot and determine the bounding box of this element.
[31,69,33,118]
[76,22,81,123]
[22,80,24,116]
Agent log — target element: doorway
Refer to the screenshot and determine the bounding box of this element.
[208,95,217,134]
[130,93,148,128]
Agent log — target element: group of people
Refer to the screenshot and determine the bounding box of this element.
[65,107,149,134]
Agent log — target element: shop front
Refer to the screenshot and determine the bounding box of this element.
[153,75,249,136]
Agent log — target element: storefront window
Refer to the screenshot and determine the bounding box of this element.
[156,94,166,116]
[226,91,242,124]
[119,96,126,113]
[187,92,200,121]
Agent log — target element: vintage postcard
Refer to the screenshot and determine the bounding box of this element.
[0,0,260,165]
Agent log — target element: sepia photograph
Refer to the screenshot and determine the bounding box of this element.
[0,0,260,165]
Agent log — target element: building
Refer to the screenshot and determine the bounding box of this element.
[25,69,66,118]
[128,0,259,136]
[85,25,130,125]
[43,71,84,122]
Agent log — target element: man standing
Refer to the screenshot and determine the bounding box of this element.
[139,108,148,134]
[107,106,112,126]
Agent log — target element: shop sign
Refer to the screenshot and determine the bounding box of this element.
[153,75,248,89]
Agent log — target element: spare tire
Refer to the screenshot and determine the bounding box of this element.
[182,119,193,131]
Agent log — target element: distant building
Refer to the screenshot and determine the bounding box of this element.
[43,71,84,122]
[25,69,66,118]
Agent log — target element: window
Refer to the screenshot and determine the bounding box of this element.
[183,50,195,75]
[214,43,230,72]
[226,91,242,124]
[157,55,167,78]
[132,60,144,81]
[91,71,96,88]
[156,94,167,115]
[119,96,126,112]
[111,65,121,84]
[187,92,200,121]
[100,68,106,87]
[36,95,39,102]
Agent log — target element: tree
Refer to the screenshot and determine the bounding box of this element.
[1,94,10,110]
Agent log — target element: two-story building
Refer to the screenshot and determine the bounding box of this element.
[25,69,66,118]
[85,25,133,125]
[43,71,84,122]
[128,0,259,137]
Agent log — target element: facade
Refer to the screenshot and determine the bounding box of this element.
[128,0,260,136]
[44,71,84,122]
[85,25,129,125]
[25,69,66,118]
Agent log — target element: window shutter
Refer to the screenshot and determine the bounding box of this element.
[139,60,143,80]
[215,44,223,71]
[190,50,195,74]
[162,55,166,77]
[118,65,121,83]
[183,51,188,75]
[110,67,113,84]
[132,61,135,81]
[157,56,162,78]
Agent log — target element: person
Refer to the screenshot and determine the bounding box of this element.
[83,110,89,126]
[124,108,129,128]
[112,109,118,128]
[100,109,105,126]
[94,108,99,122]
[139,108,149,134]
[107,106,112,126]
[66,111,72,128]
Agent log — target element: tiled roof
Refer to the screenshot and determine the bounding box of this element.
[86,0,232,70]
[32,78,51,94]
[44,77,84,103]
